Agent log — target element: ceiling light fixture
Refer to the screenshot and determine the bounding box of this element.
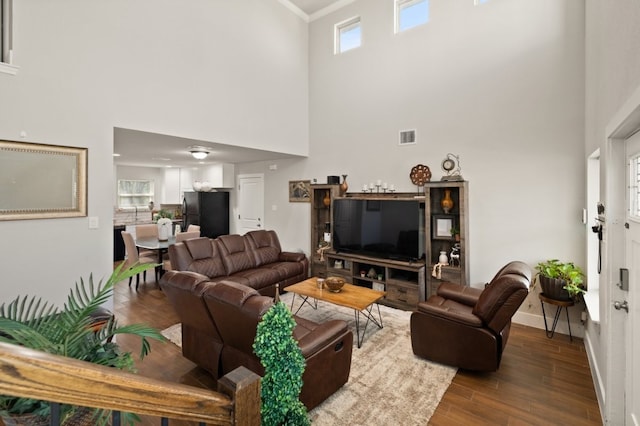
[189,146,209,160]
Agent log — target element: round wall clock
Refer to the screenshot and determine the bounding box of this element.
[410,164,432,186]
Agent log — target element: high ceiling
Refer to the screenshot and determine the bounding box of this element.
[114,1,347,169]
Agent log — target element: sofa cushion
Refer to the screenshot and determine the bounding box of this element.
[216,234,258,275]
[265,261,305,281]
[178,237,228,278]
[223,267,283,291]
[202,281,272,354]
[245,230,282,266]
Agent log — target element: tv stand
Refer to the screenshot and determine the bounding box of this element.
[324,251,425,311]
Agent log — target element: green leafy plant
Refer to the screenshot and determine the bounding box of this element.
[0,262,166,425]
[153,209,173,221]
[253,301,309,426]
[535,259,585,298]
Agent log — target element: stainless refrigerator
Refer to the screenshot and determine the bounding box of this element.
[182,191,230,238]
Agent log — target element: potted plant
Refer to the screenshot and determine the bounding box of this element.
[450,226,460,242]
[0,263,166,425]
[534,259,585,301]
[253,297,309,426]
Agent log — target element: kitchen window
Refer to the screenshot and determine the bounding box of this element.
[117,179,154,208]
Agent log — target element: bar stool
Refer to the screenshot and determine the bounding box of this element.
[539,293,574,341]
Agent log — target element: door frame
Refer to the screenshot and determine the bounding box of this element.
[603,83,640,424]
[237,173,265,234]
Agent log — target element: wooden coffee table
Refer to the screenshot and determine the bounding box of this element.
[285,277,385,348]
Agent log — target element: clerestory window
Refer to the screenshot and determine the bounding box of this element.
[335,16,361,54]
[395,0,429,34]
[1,0,12,64]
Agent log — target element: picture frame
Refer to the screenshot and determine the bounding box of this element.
[0,140,88,221]
[432,215,455,240]
[289,180,311,202]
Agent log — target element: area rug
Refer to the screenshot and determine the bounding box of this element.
[161,293,457,425]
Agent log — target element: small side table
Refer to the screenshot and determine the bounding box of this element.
[539,293,574,341]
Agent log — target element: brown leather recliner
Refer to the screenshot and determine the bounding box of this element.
[160,275,353,410]
[410,261,531,372]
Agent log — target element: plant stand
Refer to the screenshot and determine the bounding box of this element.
[539,293,574,341]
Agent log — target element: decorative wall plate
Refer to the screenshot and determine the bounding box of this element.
[410,164,432,186]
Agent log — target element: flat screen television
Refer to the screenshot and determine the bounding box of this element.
[332,198,424,262]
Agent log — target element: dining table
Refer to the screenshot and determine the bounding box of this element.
[135,236,177,276]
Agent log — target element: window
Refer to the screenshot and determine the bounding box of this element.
[395,0,429,34]
[117,180,154,208]
[335,17,361,54]
[1,0,12,64]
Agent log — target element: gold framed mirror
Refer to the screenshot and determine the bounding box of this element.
[0,140,87,221]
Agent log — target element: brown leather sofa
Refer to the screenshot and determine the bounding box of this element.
[410,261,531,372]
[167,229,308,297]
[160,275,353,410]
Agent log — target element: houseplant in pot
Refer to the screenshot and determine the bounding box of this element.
[253,295,309,426]
[0,262,166,425]
[535,259,585,301]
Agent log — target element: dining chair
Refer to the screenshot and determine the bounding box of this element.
[162,230,201,272]
[121,231,158,289]
[186,224,200,233]
[135,224,159,258]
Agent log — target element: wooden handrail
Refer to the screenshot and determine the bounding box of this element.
[0,342,260,425]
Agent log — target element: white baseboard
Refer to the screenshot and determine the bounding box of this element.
[583,329,606,424]
[512,311,584,339]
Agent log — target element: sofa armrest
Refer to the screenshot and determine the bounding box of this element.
[437,282,483,307]
[417,297,483,328]
[295,318,350,358]
[279,251,306,262]
[160,270,211,292]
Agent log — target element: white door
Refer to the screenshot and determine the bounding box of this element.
[624,131,640,425]
[238,174,264,235]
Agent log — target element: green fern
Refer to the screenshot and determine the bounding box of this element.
[0,262,166,424]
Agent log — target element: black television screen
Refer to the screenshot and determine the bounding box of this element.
[332,198,424,262]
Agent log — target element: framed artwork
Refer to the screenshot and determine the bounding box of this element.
[0,140,88,221]
[432,215,454,240]
[289,180,311,202]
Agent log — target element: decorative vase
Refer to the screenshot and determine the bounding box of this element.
[340,175,349,196]
[441,189,454,214]
[157,218,172,241]
[439,251,449,265]
[323,191,331,207]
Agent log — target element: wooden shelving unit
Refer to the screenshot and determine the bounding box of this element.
[309,184,341,278]
[308,182,469,309]
[423,181,469,297]
[324,251,425,311]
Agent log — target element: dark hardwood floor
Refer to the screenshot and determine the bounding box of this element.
[114,275,603,426]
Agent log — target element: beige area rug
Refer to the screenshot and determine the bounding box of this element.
[161,293,457,425]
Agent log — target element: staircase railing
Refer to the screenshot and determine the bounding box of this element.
[0,342,260,425]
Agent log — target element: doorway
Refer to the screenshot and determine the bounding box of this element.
[605,86,640,424]
[237,174,264,235]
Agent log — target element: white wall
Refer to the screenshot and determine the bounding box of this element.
[250,0,586,292]
[0,0,308,305]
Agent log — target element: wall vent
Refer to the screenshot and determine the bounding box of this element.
[399,129,416,145]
